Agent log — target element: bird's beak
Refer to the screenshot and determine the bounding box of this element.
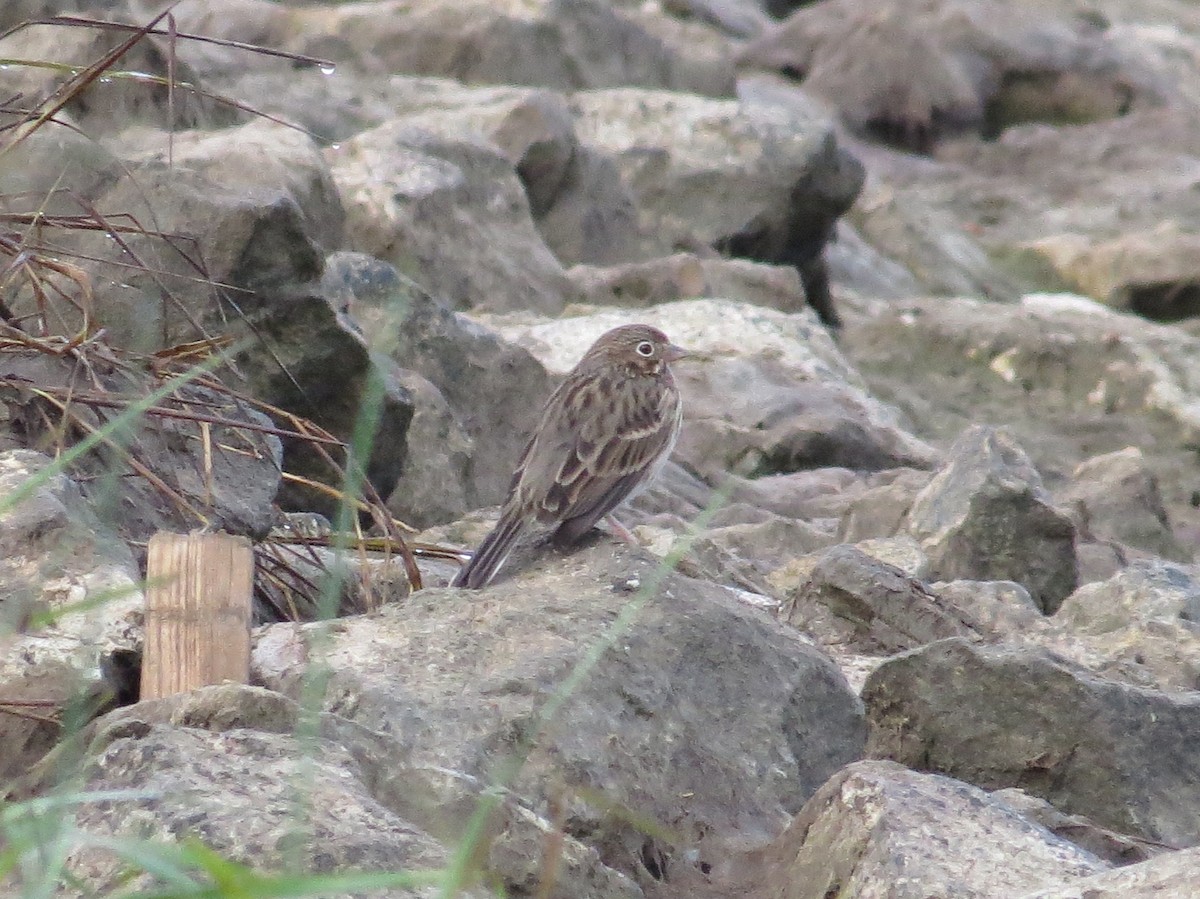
[663,343,691,363]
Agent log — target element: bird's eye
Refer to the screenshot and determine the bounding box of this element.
[636,341,655,357]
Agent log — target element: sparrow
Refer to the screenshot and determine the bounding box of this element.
[452,324,687,588]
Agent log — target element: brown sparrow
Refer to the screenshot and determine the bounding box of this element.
[452,324,687,589]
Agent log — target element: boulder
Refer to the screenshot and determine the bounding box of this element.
[329,123,575,315]
[172,0,735,94]
[47,685,494,898]
[1022,846,1200,899]
[1040,561,1200,692]
[567,254,807,312]
[994,787,1169,866]
[0,449,142,783]
[738,0,1171,150]
[1056,447,1187,561]
[722,761,1105,899]
[904,425,1078,613]
[323,252,553,508]
[0,17,228,134]
[865,637,1200,848]
[781,544,977,653]
[570,88,864,325]
[932,579,1048,642]
[840,293,1200,574]
[253,538,867,887]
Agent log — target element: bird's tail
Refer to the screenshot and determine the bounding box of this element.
[451,512,526,589]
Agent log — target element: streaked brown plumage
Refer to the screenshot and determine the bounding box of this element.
[452,324,686,589]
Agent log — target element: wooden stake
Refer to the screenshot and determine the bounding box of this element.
[141,531,254,701]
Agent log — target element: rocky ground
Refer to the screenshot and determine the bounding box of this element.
[4,0,1200,896]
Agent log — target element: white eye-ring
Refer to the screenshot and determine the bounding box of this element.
[635,340,655,357]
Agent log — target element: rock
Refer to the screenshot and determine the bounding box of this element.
[850,535,930,578]
[253,538,867,886]
[567,253,807,312]
[1057,447,1187,561]
[823,217,925,301]
[570,88,864,326]
[382,368,474,528]
[841,294,1200,580]
[1040,561,1200,692]
[0,17,228,134]
[9,121,336,352]
[0,351,284,541]
[1026,226,1200,320]
[690,510,837,592]
[781,544,977,653]
[932,579,1048,642]
[46,685,491,898]
[0,449,142,782]
[1056,561,1200,635]
[850,105,1200,308]
[838,467,932,541]
[1021,846,1200,899]
[0,120,120,215]
[864,637,1200,848]
[482,300,939,486]
[993,787,1170,866]
[329,123,575,315]
[661,0,773,39]
[114,119,346,253]
[324,252,553,507]
[715,761,1106,898]
[177,0,734,94]
[841,164,1025,302]
[738,0,1171,150]
[326,78,650,267]
[223,285,412,522]
[904,425,1078,614]
[729,467,870,523]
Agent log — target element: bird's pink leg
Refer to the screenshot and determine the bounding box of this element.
[604,514,639,544]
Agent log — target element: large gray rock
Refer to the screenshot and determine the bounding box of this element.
[177,0,736,95]
[1041,561,1200,692]
[905,425,1078,613]
[8,120,338,353]
[994,787,1169,867]
[0,450,142,783]
[724,761,1106,899]
[865,638,1200,848]
[0,121,120,215]
[48,685,492,898]
[1021,846,1200,899]
[781,544,978,653]
[738,0,1172,150]
[840,294,1200,572]
[253,539,867,888]
[844,104,1200,311]
[837,467,932,542]
[329,123,575,315]
[1056,447,1187,562]
[351,80,649,267]
[222,285,412,521]
[567,253,808,312]
[932,579,1048,643]
[570,88,863,326]
[0,18,228,134]
[324,252,553,509]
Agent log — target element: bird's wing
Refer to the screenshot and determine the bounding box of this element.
[540,373,678,531]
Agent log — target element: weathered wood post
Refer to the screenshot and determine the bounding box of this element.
[140,531,254,700]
